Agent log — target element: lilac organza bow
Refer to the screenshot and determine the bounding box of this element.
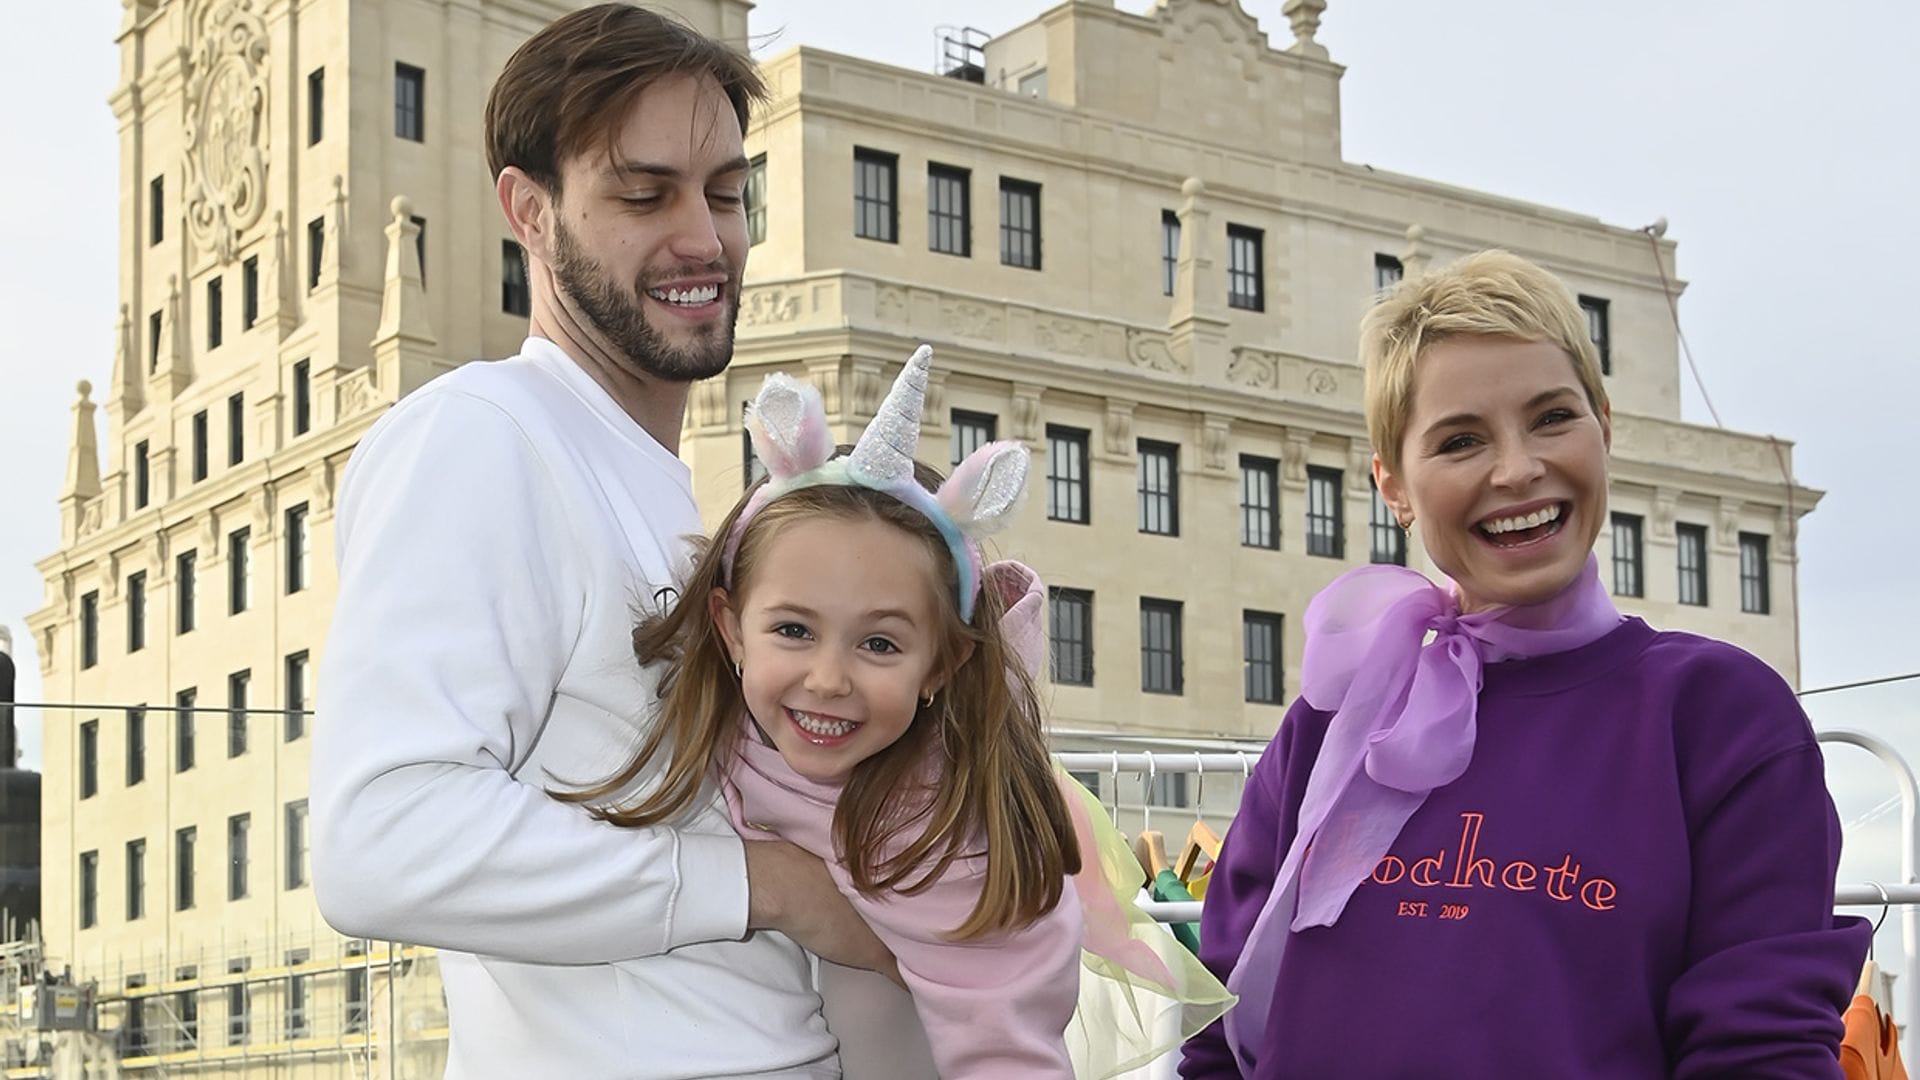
[1224,554,1622,1073]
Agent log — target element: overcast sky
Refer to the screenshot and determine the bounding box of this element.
[3,0,1916,943]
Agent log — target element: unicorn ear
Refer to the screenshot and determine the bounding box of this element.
[937,440,1030,537]
[745,373,835,480]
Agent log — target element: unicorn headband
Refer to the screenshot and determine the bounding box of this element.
[721,345,1029,621]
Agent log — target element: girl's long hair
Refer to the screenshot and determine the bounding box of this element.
[553,460,1080,940]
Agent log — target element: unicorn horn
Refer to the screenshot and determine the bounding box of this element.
[847,345,932,487]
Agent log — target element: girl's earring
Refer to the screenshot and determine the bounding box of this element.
[921,690,936,710]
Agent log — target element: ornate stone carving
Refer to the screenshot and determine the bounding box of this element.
[1346,442,1374,494]
[689,377,729,432]
[1035,316,1094,357]
[1282,0,1329,59]
[1226,349,1278,390]
[875,285,909,328]
[850,361,886,420]
[1281,428,1313,485]
[336,368,380,419]
[1127,329,1184,373]
[922,372,948,432]
[1102,399,1136,457]
[1715,498,1744,549]
[740,287,803,328]
[1199,414,1232,471]
[1306,367,1339,397]
[942,300,1004,343]
[805,359,844,416]
[77,499,105,538]
[183,0,271,263]
[1010,384,1045,443]
[1651,487,1679,540]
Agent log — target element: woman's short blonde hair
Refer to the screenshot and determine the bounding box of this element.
[1361,249,1610,472]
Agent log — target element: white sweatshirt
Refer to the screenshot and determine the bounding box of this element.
[312,338,837,1079]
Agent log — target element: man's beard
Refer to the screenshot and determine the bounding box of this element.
[550,217,738,383]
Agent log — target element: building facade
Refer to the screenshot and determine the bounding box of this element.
[17,0,1816,1073]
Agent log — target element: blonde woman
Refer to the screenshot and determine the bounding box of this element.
[1182,251,1867,1078]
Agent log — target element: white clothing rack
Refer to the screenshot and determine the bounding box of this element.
[1059,730,1920,1060]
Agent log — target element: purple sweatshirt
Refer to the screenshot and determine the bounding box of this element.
[1182,618,1869,1079]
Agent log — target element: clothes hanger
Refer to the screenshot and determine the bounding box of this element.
[1133,754,1170,881]
[1857,882,1891,1012]
[1176,754,1224,885]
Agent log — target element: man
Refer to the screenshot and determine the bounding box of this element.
[311,6,888,1077]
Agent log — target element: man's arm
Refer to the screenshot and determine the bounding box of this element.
[311,390,746,962]
[312,389,896,971]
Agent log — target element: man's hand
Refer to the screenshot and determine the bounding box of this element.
[745,840,904,989]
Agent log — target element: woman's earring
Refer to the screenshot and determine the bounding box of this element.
[921,690,936,710]
[733,660,743,680]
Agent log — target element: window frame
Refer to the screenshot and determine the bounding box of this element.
[1136,439,1180,537]
[1305,466,1345,559]
[1739,532,1771,615]
[1139,597,1185,695]
[927,162,972,257]
[1676,522,1709,607]
[998,177,1042,270]
[1611,513,1645,598]
[1045,425,1090,525]
[1048,587,1094,687]
[1226,224,1264,311]
[852,147,899,243]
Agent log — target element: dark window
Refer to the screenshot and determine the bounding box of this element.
[81,591,99,668]
[1374,253,1404,292]
[1306,466,1345,558]
[227,670,250,758]
[285,801,309,889]
[1048,587,1094,687]
[175,688,196,772]
[853,148,898,242]
[307,218,324,290]
[1227,225,1264,311]
[1580,295,1611,376]
[394,63,425,141]
[307,68,324,145]
[149,311,163,374]
[79,851,98,929]
[286,949,311,1037]
[126,707,146,786]
[1740,533,1771,615]
[125,976,149,1054]
[1244,610,1284,704]
[1677,523,1709,607]
[1140,598,1184,695]
[175,967,198,1048]
[1161,210,1180,297]
[927,164,971,256]
[411,214,428,286]
[285,504,310,594]
[127,571,147,653]
[746,154,767,246]
[950,409,996,466]
[191,410,208,482]
[1045,425,1089,524]
[126,839,146,920]
[227,392,245,465]
[1148,772,1188,809]
[227,814,250,900]
[742,427,767,490]
[175,827,196,911]
[285,651,309,741]
[149,176,164,246]
[176,550,197,635]
[134,440,151,509]
[344,945,368,1033]
[1611,513,1644,597]
[1137,440,1179,536]
[228,528,251,614]
[226,959,250,1045]
[292,359,311,435]
[80,720,99,799]
[1369,480,1405,565]
[501,240,530,316]
[206,277,223,350]
[999,178,1041,269]
[242,258,259,330]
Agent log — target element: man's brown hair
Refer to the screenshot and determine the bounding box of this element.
[485,3,767,188]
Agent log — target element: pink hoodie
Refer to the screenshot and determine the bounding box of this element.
[722,561,1082,1079]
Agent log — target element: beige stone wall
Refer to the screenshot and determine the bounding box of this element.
[24,0,1814,1071]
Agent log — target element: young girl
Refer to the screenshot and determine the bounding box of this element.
[1181,251,1869,1078]
[563,346,1229,1079]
